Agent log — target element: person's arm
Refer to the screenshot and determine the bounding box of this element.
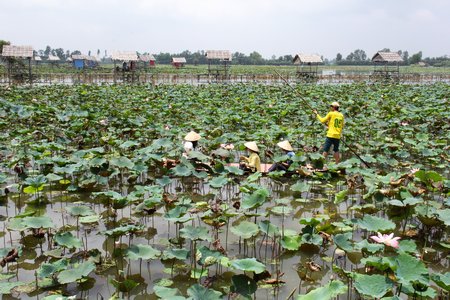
[316,112,331,124]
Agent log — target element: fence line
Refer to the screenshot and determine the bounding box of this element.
[0,72,449,85]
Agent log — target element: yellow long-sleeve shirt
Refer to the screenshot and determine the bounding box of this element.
[317,111,344,139]
[243,152,261,172]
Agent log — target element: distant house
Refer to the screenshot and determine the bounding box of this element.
[371,51,403,80]
[72,54,98,69]
[172,57,186,68]
[293,53,323,80]
[205,50,232,76]
[47,55,60,66]
[34,56,42,65]
[139,54,156,67]
[111,51,139,71]
[1,45,34,84]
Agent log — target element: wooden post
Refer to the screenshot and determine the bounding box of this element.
[28,57,32,86]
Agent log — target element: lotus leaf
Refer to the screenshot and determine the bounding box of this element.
[162,248,190,260]
[164,206,192,223]
[79,214,100,224]
[397,240,417,253]
[291,181,310,193]
[208,176,229,189]
[353,274,393,298]
[231,274,257,296]
[241,188,269,209]
[356,215,396,232]
[437,209,450,226]
[270,205,292,215]
[258,220,280,236]
[231,258,266,274]
[180,225,210,241]
[297,280,347,300]
[281,235,302,251]
[431,272,450,291]
[21,216,54,229]
[103,224,144,237]
[54,232,82,249]
[156,176,172,187]
[191,268,208,279]
[230,221,259,239]
[0,281,27,294]
[154,286,184,299]
[187,284,222,300]
[333,232,353,252]
[360,256,395,272]
[395,252,429,285]
[111,278,139,293]
[197,246,224,266]
[125,244,161,260]
[37,258,69,278]
[301,233,323,246]
[172,164,193,177]
[224,165,244,175]
[66,205,95,217]
[354,239,385,253]
[57,261,96,284]
[110,156,135,169]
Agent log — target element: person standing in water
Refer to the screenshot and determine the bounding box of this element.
[314,101,344,163]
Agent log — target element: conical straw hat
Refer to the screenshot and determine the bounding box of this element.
[244,141,259,153]
[331,101,340,107]
[277,140,293,151]
[184,131,201,142]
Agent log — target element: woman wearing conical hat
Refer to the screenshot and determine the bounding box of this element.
[268,140,295,172]
[183,131,201,156]
[239,141,261,172]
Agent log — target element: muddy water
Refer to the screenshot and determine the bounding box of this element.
[0,175,447,299]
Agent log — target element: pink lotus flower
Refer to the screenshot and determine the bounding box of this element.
[370,232,400,248]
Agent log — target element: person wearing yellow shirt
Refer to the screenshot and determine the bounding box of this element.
[313,101,344,163]
[239,141,261,172]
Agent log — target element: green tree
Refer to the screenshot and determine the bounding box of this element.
[44,45,51,57]
[409,51,422,64]
[0,40,10,55]
[402,51,409,64]
[336,53,342,62]
[249,51,263,65]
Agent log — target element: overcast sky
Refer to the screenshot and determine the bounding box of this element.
[1,0,449,59]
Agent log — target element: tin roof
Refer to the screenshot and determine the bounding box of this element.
[372,52,403,63]
[293,54,323,64]
[47,55,60,61]
[72,54,98,61]
[2,45,33,58]
[139,54,155,62]
[111,51,139,61]
[205,50,232,61]
[34,56,42,61]
[172,57,187,63]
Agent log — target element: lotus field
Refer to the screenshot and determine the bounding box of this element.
[0,83,449,299]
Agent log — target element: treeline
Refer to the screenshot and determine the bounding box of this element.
[1,40,449,67]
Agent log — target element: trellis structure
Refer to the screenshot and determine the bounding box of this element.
[205,50,231,78]
[293,53,323,81]
[111,51,139,72]
[371,51,403,81]
[1,45,33,84]
[172,57,186,69]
